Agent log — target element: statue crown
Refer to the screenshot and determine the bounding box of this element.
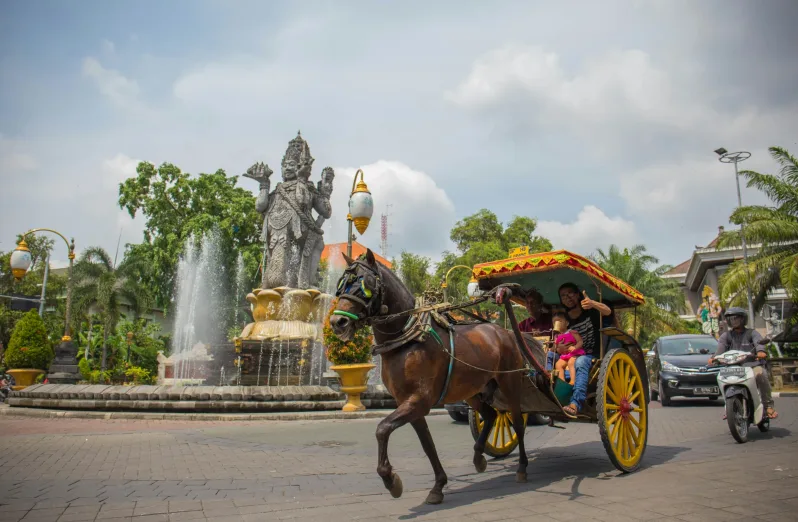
[282,131,314,171]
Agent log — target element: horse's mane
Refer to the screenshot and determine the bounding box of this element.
[373,260,415,312]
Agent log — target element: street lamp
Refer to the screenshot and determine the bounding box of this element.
[466,277,484,300]
[11,228,79,384]
[441,265,472,302]
[347,169,374,258]
[714,148,755,328]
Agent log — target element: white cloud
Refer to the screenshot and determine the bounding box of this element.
[537,206,638,254]
[319,160,456,262]
[82,57,147,113]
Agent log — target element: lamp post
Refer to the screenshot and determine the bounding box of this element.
[10,228,80,384]
[714,148,755,328]
[440,265,472,303]
[347,169,374,258]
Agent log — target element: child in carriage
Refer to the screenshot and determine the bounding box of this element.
[553,329,585,385]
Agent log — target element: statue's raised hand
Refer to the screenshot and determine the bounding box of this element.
[244,162,273,184]
[318,167,335,196]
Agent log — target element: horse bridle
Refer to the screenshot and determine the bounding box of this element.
[332,260,387,324]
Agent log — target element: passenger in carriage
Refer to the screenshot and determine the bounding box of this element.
[553,329,585,385]
[518,288,553,335]
[558,283,612,416]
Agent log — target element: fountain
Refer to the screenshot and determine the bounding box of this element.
[8,131,394,413]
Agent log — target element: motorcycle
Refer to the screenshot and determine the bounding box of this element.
[0,373,15,403]
[713,340,771,443]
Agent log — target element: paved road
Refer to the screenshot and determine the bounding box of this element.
[0,398,796,522]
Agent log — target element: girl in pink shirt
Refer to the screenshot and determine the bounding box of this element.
[554,330,585,385]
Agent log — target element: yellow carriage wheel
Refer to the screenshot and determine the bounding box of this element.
[597,348,648,473]
[468,408,529,458]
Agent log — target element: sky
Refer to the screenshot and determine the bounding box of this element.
[2,0,797,271]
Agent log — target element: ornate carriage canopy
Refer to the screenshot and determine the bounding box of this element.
[472,250,645,308]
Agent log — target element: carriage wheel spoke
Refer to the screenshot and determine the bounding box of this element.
[628,390,641,404]
[605,410,621,426]
[624,421,636,456]
[627,375,637,398]
[491,415,501,447]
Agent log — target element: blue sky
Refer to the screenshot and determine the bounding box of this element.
[2,0,797,268]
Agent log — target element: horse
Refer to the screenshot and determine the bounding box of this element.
[329,249,534,505]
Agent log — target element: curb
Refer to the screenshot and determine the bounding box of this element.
[0,405,448,422]
[774,391,798,398]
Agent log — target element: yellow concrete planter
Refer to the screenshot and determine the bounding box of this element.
[7,369,46,390]
[330,363,375,412]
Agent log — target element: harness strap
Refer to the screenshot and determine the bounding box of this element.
[434,325,456,406]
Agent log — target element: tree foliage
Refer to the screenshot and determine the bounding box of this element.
[717,146,798,310]
[4,310,53,370]
[397,251,434,297]
[71,246,154,370]
[436,209,552,304]
[118,161,263,309]
[592,245,688,348]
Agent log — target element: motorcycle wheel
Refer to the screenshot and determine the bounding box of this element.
[758,418,770,433]
[726,396,749,443]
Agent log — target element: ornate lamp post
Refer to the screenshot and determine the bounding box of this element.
[10,229,80,384]
[440,265,472,303]
[467,277,484,300]
[347,169,373,258]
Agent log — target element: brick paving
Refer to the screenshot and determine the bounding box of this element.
[0,398,796,521]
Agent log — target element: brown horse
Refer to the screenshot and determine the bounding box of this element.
[329,249,530,505]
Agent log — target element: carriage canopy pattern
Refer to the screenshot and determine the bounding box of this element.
[472,250,645,307]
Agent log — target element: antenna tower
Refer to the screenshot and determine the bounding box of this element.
[380,204,393,258]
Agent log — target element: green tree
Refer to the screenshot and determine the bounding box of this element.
[436,210,553,303]
[118,161,263,310]
[717,146,798,310]
[397,251,434,297]
[71,247,153,370]
[4,309,53,370]
[592,245,688,347]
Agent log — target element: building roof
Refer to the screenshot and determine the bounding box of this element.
[662,258,692,277]
[321,241,392,269]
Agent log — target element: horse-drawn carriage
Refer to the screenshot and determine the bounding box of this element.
[330,247,648,505]
[467,249,649,472]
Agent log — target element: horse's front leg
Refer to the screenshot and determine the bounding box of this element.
[411,417,447,504]
[510,404,528,482]
[376,399,424,499]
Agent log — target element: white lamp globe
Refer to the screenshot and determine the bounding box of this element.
[10,240,32,280]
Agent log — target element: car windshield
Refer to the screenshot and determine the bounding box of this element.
[660,337,717,356]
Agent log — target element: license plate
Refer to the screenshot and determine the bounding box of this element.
[694,387,719,395]
[720,366,745,376]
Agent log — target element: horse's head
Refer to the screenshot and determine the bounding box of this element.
[329,249,386,342]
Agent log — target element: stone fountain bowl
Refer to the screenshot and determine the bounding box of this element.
[280,289,313,321]
[248,289,282,322]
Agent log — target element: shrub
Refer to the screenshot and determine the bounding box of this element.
[78,358,92,382]
[4,310,54,370]
[323,299,374,365]
[124,366,153,385]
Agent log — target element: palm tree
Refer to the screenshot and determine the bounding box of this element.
[592,245,687,346]
[72,247,153,370]
[718,146,798,310]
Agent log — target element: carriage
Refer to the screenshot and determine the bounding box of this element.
[467,249,649,473]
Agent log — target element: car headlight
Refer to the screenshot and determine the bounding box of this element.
[662,361,680,373]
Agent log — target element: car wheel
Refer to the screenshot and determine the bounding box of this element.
[448,411,468,423]
[659,380,671,407]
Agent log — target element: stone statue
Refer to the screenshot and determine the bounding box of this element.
[244,132,334,290]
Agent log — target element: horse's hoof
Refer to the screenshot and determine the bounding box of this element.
[389,473,403,498]
[425,491,444,505]
[516,472,528,483]
[474,455,487,473]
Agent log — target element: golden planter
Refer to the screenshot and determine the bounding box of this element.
[330,363,375,412]
[8,369,46,390]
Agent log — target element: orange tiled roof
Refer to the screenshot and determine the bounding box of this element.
[321,241,393,269]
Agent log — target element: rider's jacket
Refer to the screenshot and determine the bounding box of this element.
[714,327,765,367]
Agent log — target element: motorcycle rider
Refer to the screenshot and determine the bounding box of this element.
[710,307,778,419]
